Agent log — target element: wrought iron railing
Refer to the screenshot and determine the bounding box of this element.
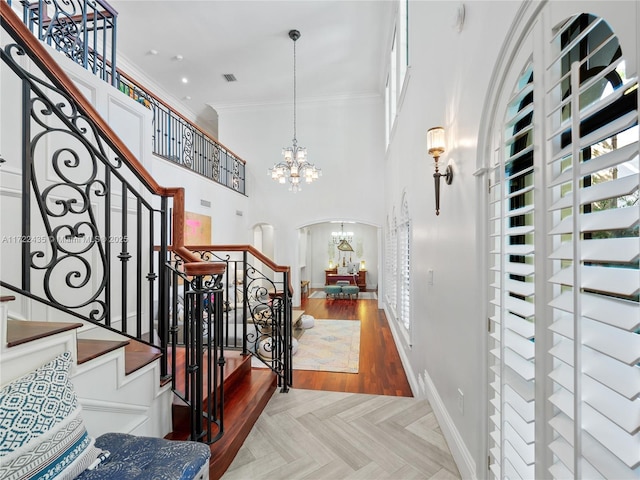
[165,258,225,444]
[22,0,117,86]
[116,71,246,194]
[1,3,227,441]
[18,0,247,194]
[178,245,294,391]
[160,243,293,440]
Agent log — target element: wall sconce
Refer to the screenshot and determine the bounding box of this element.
[427,127,453,215]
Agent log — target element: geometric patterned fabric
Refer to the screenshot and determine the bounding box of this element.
[0,352,77,453]
[76,433,211,480]
[0,351,100,479]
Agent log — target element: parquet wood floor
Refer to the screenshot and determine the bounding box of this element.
[218,291,461,479]
[221,389,461,480]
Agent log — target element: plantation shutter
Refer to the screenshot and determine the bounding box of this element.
[488,62,537,480]
[385,223,393,305]
[390,219,398,314]
[546,14,639,479]
[399,220,410,330]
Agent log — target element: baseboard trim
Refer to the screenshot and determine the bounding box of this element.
[423,370,477,480]
[384,304,476,479]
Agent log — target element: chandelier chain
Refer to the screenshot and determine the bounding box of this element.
[293,36,297,144]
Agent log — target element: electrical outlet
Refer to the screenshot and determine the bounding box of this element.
[457,388,464,414]
[428,269,434,286]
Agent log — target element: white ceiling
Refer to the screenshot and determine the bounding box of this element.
[110,0,394,122]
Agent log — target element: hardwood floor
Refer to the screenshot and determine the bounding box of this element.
[293,292,412,397]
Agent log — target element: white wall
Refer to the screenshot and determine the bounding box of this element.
[383,2,522,478]
[218,96,385,304]
[149,158,251,244]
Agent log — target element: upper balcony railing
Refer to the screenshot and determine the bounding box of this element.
[18,0,246,194]
[116,71,246,195]
[22,0,117,85]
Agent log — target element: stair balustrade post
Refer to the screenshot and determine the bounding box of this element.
[21,77,31,293]
[158,197,169,378]
[188,275,204,442]
[212,285,225,442]
[281,270,291,393]
[241,250,248,355]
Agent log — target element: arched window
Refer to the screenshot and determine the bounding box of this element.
[488,60,537,480]
[399,193,411,331]
[388,211,398,315]
[486,8,638,480]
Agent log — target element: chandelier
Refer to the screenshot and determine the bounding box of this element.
[268,29,321,192]
[332,222,354,251]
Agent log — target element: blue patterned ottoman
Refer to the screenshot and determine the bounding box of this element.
[76,433,210,480]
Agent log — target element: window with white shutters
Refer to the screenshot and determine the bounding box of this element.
[385,216,393,306]
[389,216,398,316]
[488,61,536,480]
[399,196,411,331]
[488,9,639,480]
[546,14,639,479]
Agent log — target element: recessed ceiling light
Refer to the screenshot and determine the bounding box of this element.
[184,96,192,100]
[148,49,158,55]
[181,77,188,84]
[174,54,184,61]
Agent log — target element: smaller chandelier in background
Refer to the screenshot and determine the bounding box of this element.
[331,222,353,245]
[269,29,321,192]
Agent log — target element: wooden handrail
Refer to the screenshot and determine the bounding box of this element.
[182,245,293,295]
[1,2,221,275]
[184,245,289,273]
[166,244,293,294]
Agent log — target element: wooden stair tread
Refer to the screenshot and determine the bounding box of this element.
[124,340,163,375]
[77,338,129,364]
[170,351,251,432]
[7,319,83,347]
[169,350,249,402]
[77,338,162,375]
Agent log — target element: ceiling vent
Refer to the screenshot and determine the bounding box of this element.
[222,73,237,82]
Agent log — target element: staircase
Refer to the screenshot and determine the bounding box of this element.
[1,295,170,438]
[0,3,288,478]
[1,294,277,478]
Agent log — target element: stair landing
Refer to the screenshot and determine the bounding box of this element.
[166,350,277,480]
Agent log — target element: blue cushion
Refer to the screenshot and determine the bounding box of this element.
[76,433,210,480]
[324,285,342,295]
[342,286,360,295]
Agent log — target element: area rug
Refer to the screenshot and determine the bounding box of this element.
[294,319,360,373]
[251,319,360,373]
[309,291,377,300]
